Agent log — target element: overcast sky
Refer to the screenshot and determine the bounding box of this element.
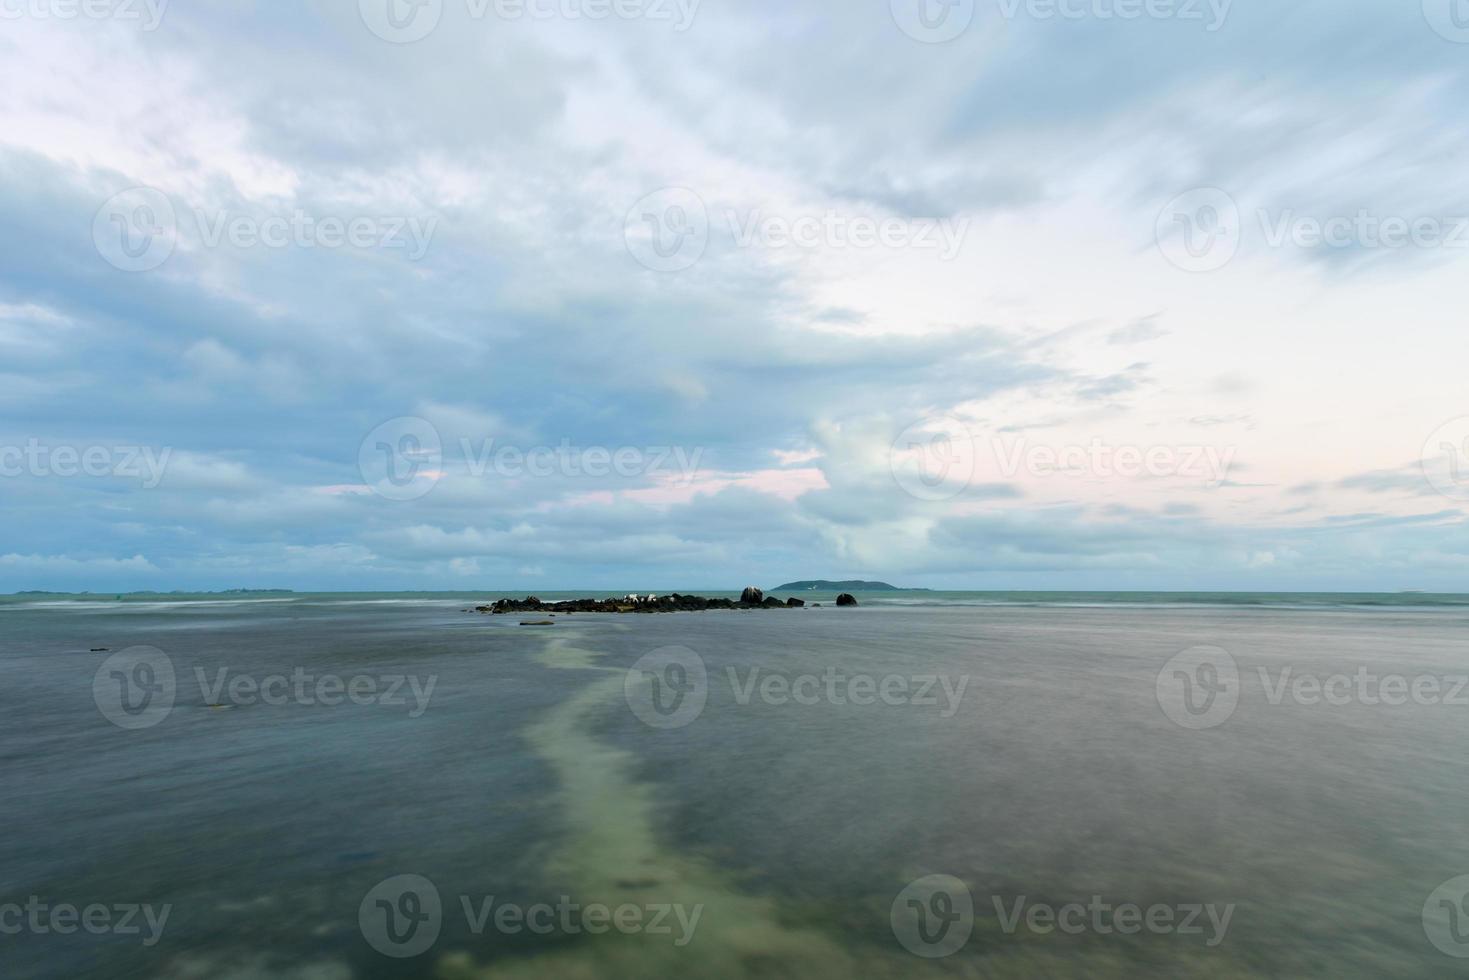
[2,0,1468,592]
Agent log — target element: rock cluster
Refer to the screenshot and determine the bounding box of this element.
[476,588,824,615]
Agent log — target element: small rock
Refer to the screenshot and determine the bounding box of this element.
[786,598,805,607]
[740,586,764,605]
[836,593,858,607]
[519,620,556,627]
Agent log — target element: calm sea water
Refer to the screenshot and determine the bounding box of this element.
[4,592,1469,977]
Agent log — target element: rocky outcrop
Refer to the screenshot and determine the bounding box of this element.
[835,593,858,607]
[475,592,809,615]
[740,586,764,605]
[786,597,805,607]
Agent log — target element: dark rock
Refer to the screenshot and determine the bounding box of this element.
[836,593,858,607]
[520,620,556,626]
[786,598,805,607]
[474,591,793,616]
[740,586,764,605]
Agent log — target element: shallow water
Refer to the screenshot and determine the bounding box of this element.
[4,595,1468,977]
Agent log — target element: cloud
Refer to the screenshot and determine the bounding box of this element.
[0,4,1464,590]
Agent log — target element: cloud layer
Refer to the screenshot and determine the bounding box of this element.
[1,0,1467,591]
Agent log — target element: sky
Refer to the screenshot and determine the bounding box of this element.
[2,0,1469,593]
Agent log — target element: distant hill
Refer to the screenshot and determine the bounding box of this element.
[771,580,919,592]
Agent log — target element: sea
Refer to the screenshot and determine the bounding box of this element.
[4,590,1469,978]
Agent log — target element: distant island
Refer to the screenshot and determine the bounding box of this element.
[771,580,922,592]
